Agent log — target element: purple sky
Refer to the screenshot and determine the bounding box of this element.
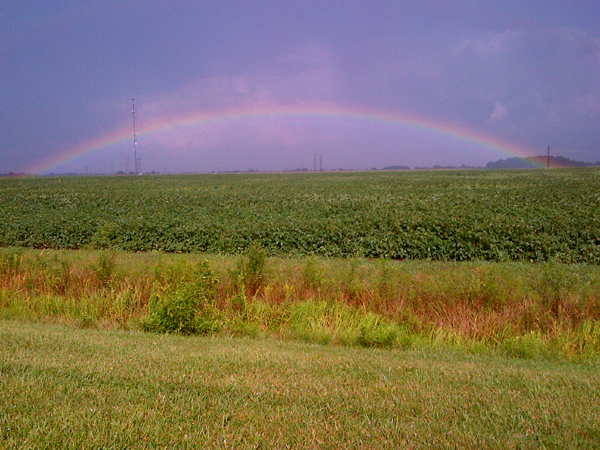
[2,1,599,174]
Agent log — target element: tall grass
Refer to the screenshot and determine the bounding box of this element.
[1,247,600,358]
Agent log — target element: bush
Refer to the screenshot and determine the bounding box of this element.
[142,260,220,334]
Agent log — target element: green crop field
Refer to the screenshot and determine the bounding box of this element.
[1,168,600,262]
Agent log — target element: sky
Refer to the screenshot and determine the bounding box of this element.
[2,1,599,174]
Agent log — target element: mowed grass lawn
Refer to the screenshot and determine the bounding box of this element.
[1,320,599,449]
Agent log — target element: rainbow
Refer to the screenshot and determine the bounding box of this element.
[28,104,535,174]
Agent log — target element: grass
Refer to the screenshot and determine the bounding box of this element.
[1,320,599,448]
[1,247,600,358]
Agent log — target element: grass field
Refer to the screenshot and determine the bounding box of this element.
[1,320,599,449]
[2,169,600,262]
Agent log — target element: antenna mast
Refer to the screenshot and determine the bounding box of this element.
[132,98,138,174]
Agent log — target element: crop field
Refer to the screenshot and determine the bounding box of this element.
[1,168,600,262]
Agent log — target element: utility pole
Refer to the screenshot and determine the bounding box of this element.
[547,144,550,169]
[319,154,323,172]
[126,158,130,175]
[132,98,139,174]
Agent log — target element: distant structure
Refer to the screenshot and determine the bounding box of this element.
[547,144,550,168]
[313,151,318,172]
[132,98,140,174]
[125,158,130,174]
[319,154,323,172]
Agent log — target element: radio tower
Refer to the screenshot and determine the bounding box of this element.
[132,98,139,174]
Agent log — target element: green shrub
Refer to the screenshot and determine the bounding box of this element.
[142,260,220,334]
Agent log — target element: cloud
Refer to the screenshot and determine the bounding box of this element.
[455,29,524,57]
[117,24,600,171]
[488,101,509,123]
[450,27,600,132]
[140,42,339,115]
[106,42,348,172]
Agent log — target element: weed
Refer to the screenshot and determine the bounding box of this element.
[289,300,402,348]
[229,293,247,314]
[94,251,116,285]
[142,260,220,334]
[501,331,548,359]
[341,260,363,303]
[230,243,266,296]
[302,256,322,289]
[0,249,23,274]
[2,248,600,358]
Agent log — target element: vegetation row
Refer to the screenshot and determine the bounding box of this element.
[1,169,600,262]
[2,247,600,359]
